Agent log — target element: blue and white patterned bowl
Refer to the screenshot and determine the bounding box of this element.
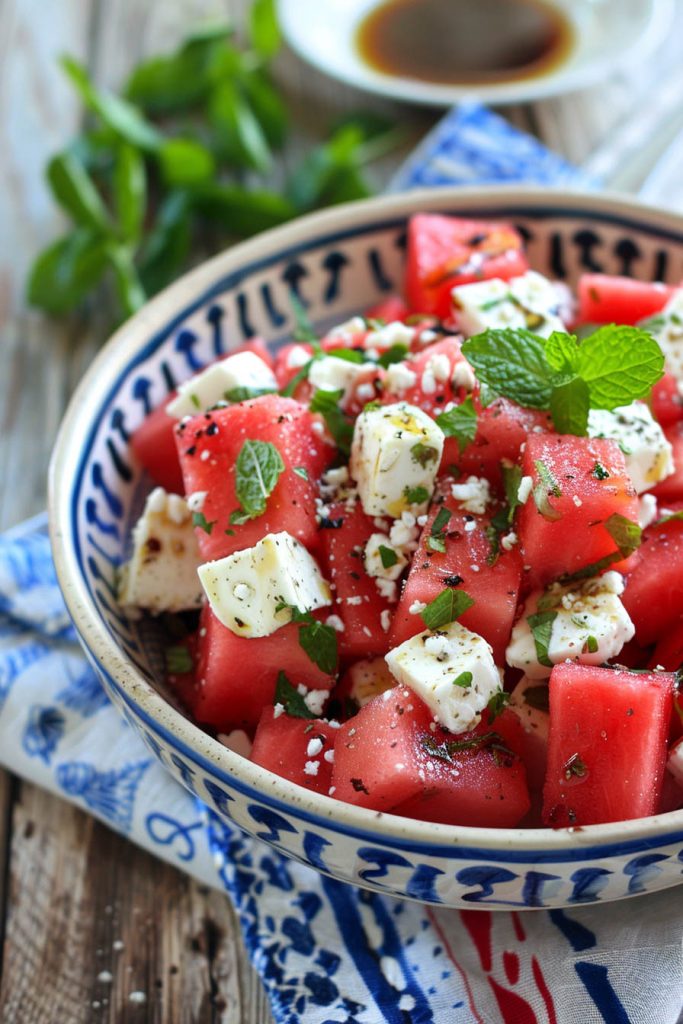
[49,187,683,910]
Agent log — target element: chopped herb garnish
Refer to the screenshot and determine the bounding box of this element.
[165,644,193,675]
[411,442,439,467]
[224,385,276,403]
[224,528,235,536]
[563,752,588,780]
[584,635,599,654]
[527,610,557,668]
[532,458,562,521]
[277,604,338,674]
[452,671,473,688]
[422,730,514,767]
[293,465,309,480]
[230,438,285,524]
[436,396,478,454]
[192,511,216,534]
[379,544,398,569]
[523,684,550,713]
[421,588,474,631]
[274,671,318,719]
[280,357,315,397]
[377,343,409,368]
[363,399,382,412]
[593,462,610,480]
[190,393,201,410]
[486,689,510,722]
[309,388,354,454]
[428,506,452,554]
[404,485,429,505]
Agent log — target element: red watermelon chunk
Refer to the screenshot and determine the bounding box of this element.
[651,374,683,428]
[517,433,639,587]
[382,337,466,417]
[652,423,683,502]
[317,498,394,659]
[622,503,683,645]
[453,395,552,491]
[543,663,673,827]
[577,273,675,325]
[251,709,337,794]
[191,606,335,733]
[175,395,331,562]
[131,396,185,494]
[390,484,522,663]
[405,213,529,319]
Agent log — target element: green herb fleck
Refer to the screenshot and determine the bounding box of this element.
[377,343,409,368]
[427,506,452,554]
[379,545,398,569]
[274,670,318,719]
[527,610,557,668]
[486,689,510,722]
[411,442,439,467]
[192,511,215,534]
[563,752,588,780]
[452,671,473,688]
[404,485,430,505]
[277,604,338,675]
[224,385,276,403]
[293,465,309,480]
[421,588,474,631]
[532,459,562,521]
[165,644,193,675]
[593,462,610,480]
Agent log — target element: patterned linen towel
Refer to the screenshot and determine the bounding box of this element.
[2,109,681,1023]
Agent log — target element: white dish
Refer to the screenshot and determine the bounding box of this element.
[278,0,673,107]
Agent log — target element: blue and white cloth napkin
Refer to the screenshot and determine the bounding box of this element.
[1,108,681,1023]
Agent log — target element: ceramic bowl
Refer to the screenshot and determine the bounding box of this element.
[49,186,683,910]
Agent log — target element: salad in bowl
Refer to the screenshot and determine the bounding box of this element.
[50,187,683,908]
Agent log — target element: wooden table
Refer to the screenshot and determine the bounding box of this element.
[1,1,681,1020]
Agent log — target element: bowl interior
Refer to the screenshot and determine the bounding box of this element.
[50,186,683,858]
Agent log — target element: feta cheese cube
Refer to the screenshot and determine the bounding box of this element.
[198,531,331,638]
[308,355,375,407]
[645,289,683,381]
[118,487,202,616]
[385,621,503,734]
[506,571,635,679]
[587,402,674,493]
[364,532,408,581]
[350,401,444,518]
[452,270,566,339]
[166,352,276,418]
[346,656,396,707]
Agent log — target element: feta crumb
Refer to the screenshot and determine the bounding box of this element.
[464,520,477,533]
[273,702,285,719]
[306,737,324,757]
[386,361,418,392]
[452,361,476,392]
[326,614,345,632]
[304,689,328,715]
[324,748,335,763]
[638,493,658,529]
[409,600,426,615]
[381,609,392,632]
[501,531,518,551]
[304,760,320,776]
[451,475,491,515]
[187,490,207,512]
[286,345,312,369]
[376,578,398,603]
[517,475,533,504]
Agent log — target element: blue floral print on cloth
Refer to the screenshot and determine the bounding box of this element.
[1,520,681,1023]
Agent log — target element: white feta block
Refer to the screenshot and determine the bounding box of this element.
[166,351,276,418]
[645,289,683,382]
[385,621,503,734]
[364,532,408,581]
[587,402,674,494]
[309,355,375,408]
[452,270,566,339]
[198,531,332,638]
[506,571,635,679]
[350,401,444,518]
[346,657,396,707]
[118,488,202,616]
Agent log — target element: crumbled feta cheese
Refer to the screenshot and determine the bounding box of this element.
[452,360,476,392]
[118,488,202,616]
[451,475,491,515]
[501,531,518,551]
[365,321,414,352]
[588,402,674,493]
[644,289,683,382]
[409,600,426,615]
[517,475,533,505]
[350,402,444,518]
[386,361,418,393]
[326,316,366,342]
[506,571,635,679]
[304,760,320,776]
[166,351,276,418]
[217,729,253,758]
[364,532,408,581]
[638,493,658,529]
[427,352,451,383]
[389,518,419,550]
[326,614,345,632]
[464,520,476,533]
[376,579,398,603]
[306,737,324,757]
[356,382,376,402]
[324,748,335,763]
[286,344,312,369]
[273,702,285,719]
[309,355,375,407]
[198,532,331,637]
[385,621,503,734]
[346,656,396,706]
[380,609,392,632]
[303,689,328,715]
[452,271,565,339]
[187,490,207,512]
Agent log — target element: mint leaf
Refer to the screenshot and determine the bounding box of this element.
[224,385,276,403]
[523,684,550,712]
[274,671,318,719]
[527,610,557,668]
[165,644,193,674]
[293,465,309,480]
[379,545,398,569]
[605,513,641,557]
[436,396,477,454]
[487,689,510,722]
[462,328,554,409]
[192,511,215,534]
[502,464,523,523]
[287,606,338,674]
[231,439,284,524]
[550,376,590,435]
[422,730,514,766]
[377,343,409,368]
[428,506,452,553]
[411,442,439,467]
[452,671,473,688]
[544,331,579,373]
[575,325,664,409]
[421,588,474,631]
[593,462,610,480]
[404,485,429,505]
[309,388,354,454]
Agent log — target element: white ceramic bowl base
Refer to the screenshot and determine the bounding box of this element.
[50,187,683,910]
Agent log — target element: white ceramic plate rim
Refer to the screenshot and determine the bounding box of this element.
[277,0,674,107]
[50,184,683,855]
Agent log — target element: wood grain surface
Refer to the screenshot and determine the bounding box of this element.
[1,0,681,1020]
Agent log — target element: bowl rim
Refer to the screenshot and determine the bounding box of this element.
[49,183,683,856]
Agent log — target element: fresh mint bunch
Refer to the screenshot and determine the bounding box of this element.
[461,325,664,435]
[27,1,397,325]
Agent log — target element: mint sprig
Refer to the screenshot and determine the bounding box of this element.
[230,438,284,525]
[461,325,664,435]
